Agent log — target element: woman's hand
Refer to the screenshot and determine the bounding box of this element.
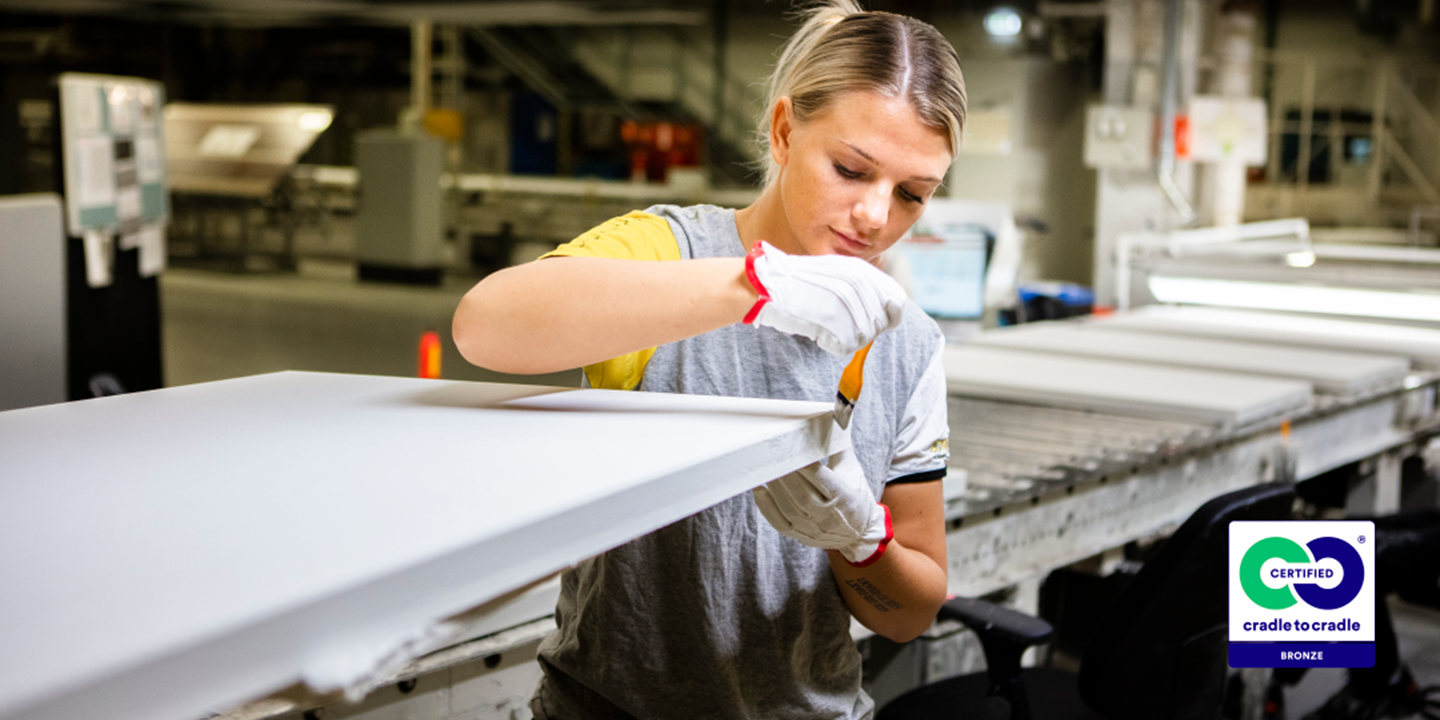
[828,479,948,643]
[752,447,892,566]
[744,240,908,356]
[754,439,949,643]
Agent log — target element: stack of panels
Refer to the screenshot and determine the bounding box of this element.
[971,322,1409,396]
[1098,306,1440,370]
[943,345,1313,426]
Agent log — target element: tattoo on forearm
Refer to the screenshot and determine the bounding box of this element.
[844,578,903,613]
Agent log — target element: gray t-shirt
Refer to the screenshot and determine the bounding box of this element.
[533,204,949,720]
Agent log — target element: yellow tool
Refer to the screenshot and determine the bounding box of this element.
[833,341,873,430]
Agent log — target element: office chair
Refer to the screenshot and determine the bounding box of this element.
[879,482,1297,720]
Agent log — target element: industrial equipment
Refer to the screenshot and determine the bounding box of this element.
[353,130,446,285]
[164,102,334,270]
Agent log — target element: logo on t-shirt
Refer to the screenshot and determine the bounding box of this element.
[927,438,950,461]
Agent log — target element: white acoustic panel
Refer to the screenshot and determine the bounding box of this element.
[943,345,1313,425]
[1098,306,1440,369]
[0,372,836,720]
[972,323,1408,395]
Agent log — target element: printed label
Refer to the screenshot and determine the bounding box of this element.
[1229,521,1375,668]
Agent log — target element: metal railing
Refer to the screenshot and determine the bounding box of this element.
[1253,50,1440,209]
[571,26,765,163]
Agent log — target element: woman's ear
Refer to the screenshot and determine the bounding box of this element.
[769,97,794,167]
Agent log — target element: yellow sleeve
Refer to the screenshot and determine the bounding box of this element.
[542,211,682,262]
[541,211,681,391]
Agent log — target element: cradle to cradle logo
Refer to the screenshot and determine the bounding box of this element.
[1229,521,1375,668]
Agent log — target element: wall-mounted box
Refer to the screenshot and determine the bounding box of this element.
[1084,105,1154,170]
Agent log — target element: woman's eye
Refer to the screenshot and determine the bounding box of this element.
[833,163,863,179]
[898,187,924,204]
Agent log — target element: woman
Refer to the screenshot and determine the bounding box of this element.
[453,3,965,717]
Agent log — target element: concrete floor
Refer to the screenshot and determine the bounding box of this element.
[161,263,579,389]
[1392,599,1440,709]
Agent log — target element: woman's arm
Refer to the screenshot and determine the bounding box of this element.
[452,256,758,374]
[828,480,948,643]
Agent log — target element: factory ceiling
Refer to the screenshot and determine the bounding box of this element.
[0,0,707,26]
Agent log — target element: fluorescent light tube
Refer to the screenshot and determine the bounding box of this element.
[1149,276,1440,322]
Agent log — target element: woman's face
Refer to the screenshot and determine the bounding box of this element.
[771,90,953,261]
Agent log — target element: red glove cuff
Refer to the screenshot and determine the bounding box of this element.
[742,241,771,325]
[845,503,894,568]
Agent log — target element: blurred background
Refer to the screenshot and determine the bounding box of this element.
[2,0,1434,397]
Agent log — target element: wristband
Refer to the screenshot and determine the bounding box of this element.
[845,503,894,568]
[742,241,771,325]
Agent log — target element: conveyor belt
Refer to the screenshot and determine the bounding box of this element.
[945,396,1212,514]
[941,309,1440,519]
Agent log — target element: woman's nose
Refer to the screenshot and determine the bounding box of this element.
[853,186,888,232]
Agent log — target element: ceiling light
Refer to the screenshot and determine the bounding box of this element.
[297,110,333,132]
[1284,250,1316,268]
[984,8,1023,37]
[1149,277,1440,322]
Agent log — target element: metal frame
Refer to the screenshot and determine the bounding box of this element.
[944,378,1439,598]
[1251,50,1440,218]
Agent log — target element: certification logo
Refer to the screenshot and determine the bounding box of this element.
[1229,521,1375,668]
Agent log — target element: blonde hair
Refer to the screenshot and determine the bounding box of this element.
[759,0,967,187]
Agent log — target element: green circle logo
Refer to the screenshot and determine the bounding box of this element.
[1239,536,1310,609]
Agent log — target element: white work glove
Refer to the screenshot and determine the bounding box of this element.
[743,240,908,357]
[752,447,893,567]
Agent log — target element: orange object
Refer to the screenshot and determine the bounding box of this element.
[838,342,873,407]
[833,341,874,430]
[1174,114,1191,160]
[418,331,442,379]
[423,108,464,143]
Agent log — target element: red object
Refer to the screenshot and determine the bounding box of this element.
[846,503,894,568]
[1174,115,1191,160]
[418,331,442,379]
[742,241,771,325]
[621,120,704,183]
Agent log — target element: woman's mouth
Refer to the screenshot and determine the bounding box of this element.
[829,228,871,255]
